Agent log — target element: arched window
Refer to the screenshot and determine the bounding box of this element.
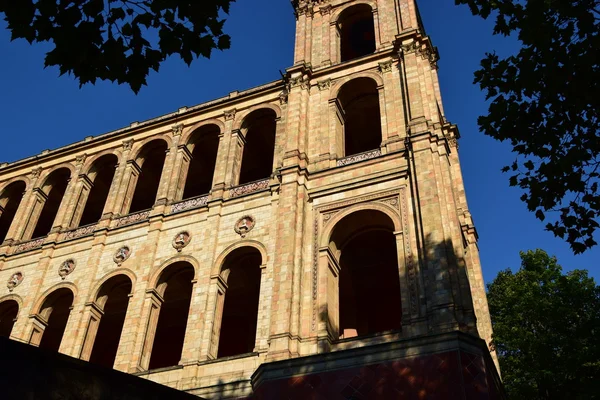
[182,125,220,199]
[78,154,118,227]
[329,210,402,339]
[336,78,382,157]
[37,288,74,351]
[338,5,376,62]
[129,140,168,213]
[86,275,132,368]
[238,109,277,185]
[0,300,19,338]
[31,168,71,239]
[214,247,262,358]
[0,181,26,244]
[147,262,194,370]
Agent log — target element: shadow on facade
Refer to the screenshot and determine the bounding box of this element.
[0,336,202,400]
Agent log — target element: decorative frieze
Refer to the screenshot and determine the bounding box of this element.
[229,179,270,198]
[115,210,150,227]
[61,224,96,241]
[13,238,45,254]
[171,195,208,213]
[336,149,381,167]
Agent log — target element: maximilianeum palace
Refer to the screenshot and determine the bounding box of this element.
[0,1,504,399]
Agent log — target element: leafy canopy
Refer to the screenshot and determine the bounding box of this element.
[487,250,600,399]
[455,0,600,253]
[0,0,236,93]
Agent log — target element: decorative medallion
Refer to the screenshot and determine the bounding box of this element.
[7,272,23,291]
[172,231,191,252]
[113,246,131,266]
[234,215,255,238]
[58,259,76,279]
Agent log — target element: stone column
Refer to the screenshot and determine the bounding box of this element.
[66,174,94,229]
[78,303,104,361]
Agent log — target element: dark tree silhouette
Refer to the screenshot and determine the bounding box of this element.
[0,0,236,93]
[455,0,600,253]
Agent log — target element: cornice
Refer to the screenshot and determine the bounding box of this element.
[0,79,285,176]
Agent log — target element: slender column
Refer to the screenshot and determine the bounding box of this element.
[210,131,229,198]
[107,141,134,217]
[117,161,141,215]
[67,174,93,228]
[154,146,176,207]
[205,276,227,360]
[20,189,47,240]
[171,144,193,201]
[137,290,163,371]
[79,303,104,361]
[254,264,270,353]
[28,316,47,347]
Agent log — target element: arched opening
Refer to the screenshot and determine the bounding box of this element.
[0,181,26,244]
[32,168,71,239]
[129,140,168,213]
[329,210,402,339]
[0,300,19,338]
[337,78,382,157]
[338,5,376,62]
[238,109,277,185]
[78,154,118,227]
[38,288,74,351]
[89,275,132,369]
[148,262,194,370]
[182,125,220,199]
[217,247,262,358]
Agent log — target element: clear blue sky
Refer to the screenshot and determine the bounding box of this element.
[0,0,597,283]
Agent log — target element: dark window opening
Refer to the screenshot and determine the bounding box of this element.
[339,5,376,62]
[79,155,118,227]
[32,168,71,239]
[331,210,402,339]
[39,289,74,352]
[89,276,132,369]
[217,247,261,358]
[0,300,18,338]
[338,78,382,157]
[129,141,168,213]
[238,109,277,185]
[149,263,194,370]
[183,125,220,199]
[0,181,26,244]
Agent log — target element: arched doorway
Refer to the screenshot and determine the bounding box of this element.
[336,77,382,157]
[31,168,71,239]
[0,181,26,244]
[238,109,277,185]
[147,262,194,370]
[0,300,19,338]
[78,154,118,227]
[328,209,402,339]
[87,275,132,368]
[129,140,168,213]
[214,247,262,358]
[36,288,74,351]
[338,4,376,62]
[182,124,220,199]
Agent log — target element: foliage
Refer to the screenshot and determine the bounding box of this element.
[487,249,600,399]
[0,0,235,93]
[455,0,600,253]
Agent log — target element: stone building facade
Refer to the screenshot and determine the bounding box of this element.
[0,0,502,398]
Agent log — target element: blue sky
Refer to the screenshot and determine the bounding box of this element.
[0,0,597,283]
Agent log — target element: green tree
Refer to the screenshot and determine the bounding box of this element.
[0,0,235,93]
[455,0,600,253]
[487,249,600,399]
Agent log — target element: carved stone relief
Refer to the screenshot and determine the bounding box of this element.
[172,231,191,252]
[234,215,255,238]
[113,246,131,266]
[7,272,23,291]
[58,259,76,279]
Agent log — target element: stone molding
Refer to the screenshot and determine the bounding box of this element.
[115,210,150,227]
[61,224,96,241]
[229,179,270,198]
[336,149,381,167]
[13,238,45,254]
[171,195,209,214]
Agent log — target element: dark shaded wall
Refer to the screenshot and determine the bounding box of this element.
[0,336,203,400]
